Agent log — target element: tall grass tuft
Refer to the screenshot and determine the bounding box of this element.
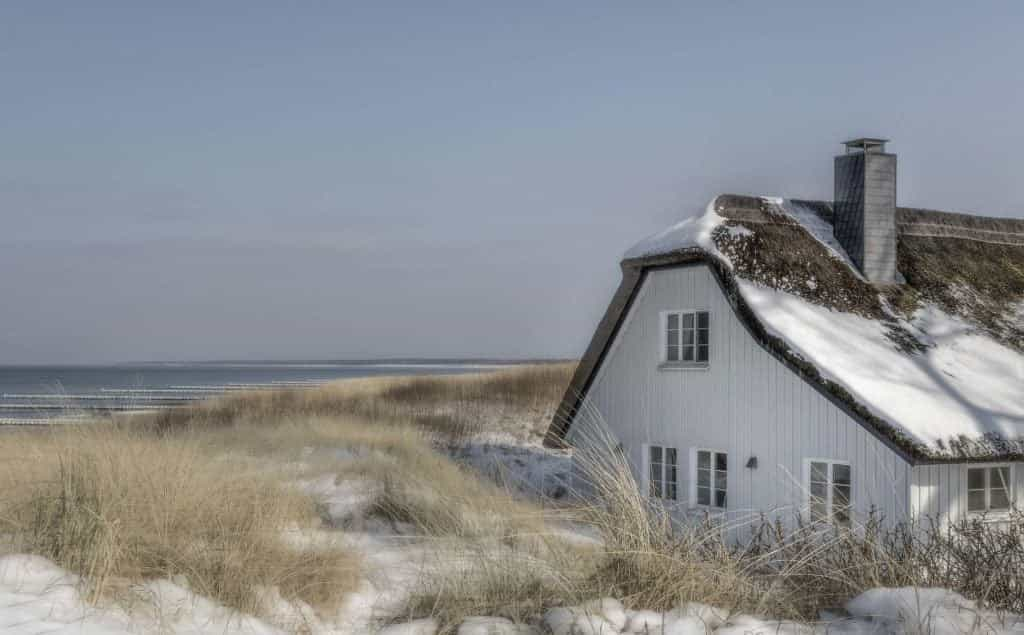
[0,426,360,624]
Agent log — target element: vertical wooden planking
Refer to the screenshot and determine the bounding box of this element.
[583,264,914,533]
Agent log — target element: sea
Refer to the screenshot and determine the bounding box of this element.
[0,360,514,424]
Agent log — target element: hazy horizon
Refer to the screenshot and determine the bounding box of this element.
[3,3,1023,364]
[0,356,571,367]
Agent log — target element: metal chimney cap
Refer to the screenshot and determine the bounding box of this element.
[842,138,889,153]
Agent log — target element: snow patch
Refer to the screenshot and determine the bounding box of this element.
[846,587,1023,634]
[740,282,1024,450]
[623,199,725,261]
[780,199,860,274]
[0,554,283,635]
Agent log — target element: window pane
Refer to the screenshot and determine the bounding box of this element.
[697,329,709,346]
[834,484,851,508]
[697,487,710,506]
[991,488,1010,510]
[667,314,679,330]
[667,346,680,362]
[810,481,827,499]
[682,328,695,345]
[715,453,728,471]
[991,467,1011,491]
[967,468,986,490]
[650,446,662,464]
[833,464,850,485]
[667,330,679,346]
[811,462,829,483]
[715,470,727,490]
[666,465,677,499]
[967,490,987,512]
[834,505,851,526]
[682,313,694,329]
[697,345,709,362]
[714,489,727,508]
[811,499,827,523]
[697,451,710,469]
[649,461,661,497]
[697,312,709,329]
[697,469,710,487]
[682,346,695,362]
[666,481,677,501]
[665,448,677,467]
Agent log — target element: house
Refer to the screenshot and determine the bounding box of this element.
[546,138,1024,532]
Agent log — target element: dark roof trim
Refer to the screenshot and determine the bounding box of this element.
[545,257,649,447]
[545,250,1021,466]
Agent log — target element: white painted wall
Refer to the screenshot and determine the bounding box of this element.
[911,462,1023,529]
[568,263,914,534]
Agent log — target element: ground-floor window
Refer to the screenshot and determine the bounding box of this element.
[967,465,1012,514]
[648,445,677,500]
[806,459,851,526]
[693,449,727,508]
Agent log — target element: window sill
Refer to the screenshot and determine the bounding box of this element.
[658,362,710,372]
[967,512,1013,523]
[688,505,727,513]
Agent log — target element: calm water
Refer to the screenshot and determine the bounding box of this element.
[0,360,511,423]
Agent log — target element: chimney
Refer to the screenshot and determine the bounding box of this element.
[833,138,897,284]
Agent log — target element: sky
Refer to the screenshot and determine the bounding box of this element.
[2,2,1023,364]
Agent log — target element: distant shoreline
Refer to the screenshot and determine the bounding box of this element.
[0,358,574,369]
[1,360,575,425]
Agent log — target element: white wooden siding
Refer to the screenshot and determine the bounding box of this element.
[569,263,914,532]
[910,462,1024,528]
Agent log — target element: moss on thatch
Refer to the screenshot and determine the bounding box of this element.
[713,220,885,319]
[898,235,1024,352]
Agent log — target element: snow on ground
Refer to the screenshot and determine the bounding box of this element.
[624,196,1024,454]
[536,592,1024,634]
[0,555,282,634]
[452,441,572,500]
[6,448,1024,634]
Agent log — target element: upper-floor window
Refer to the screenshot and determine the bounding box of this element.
[648,445,678,501]
[807,459,851,526]
[967,465,1012,514]
[694,449,727,508]
[664,310,709,364]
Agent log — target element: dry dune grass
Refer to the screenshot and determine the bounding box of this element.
[0,363,583,632]
[8,363,1021,632]
[196,414,553,539]
[142,362,576,443]
[0,425,361,624]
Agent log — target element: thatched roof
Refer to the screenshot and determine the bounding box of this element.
[547,195,1024,463]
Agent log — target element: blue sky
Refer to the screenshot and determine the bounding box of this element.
[2,2,1023,363]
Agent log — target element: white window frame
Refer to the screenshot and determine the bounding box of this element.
[964,463,1015,517]
[659,309,710,369]
[803,458,852,526]
[689,448,728,510]
[643,443,679,501]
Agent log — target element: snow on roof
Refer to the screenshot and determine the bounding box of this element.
[622,199,725,261]
[556,194,1024,460]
